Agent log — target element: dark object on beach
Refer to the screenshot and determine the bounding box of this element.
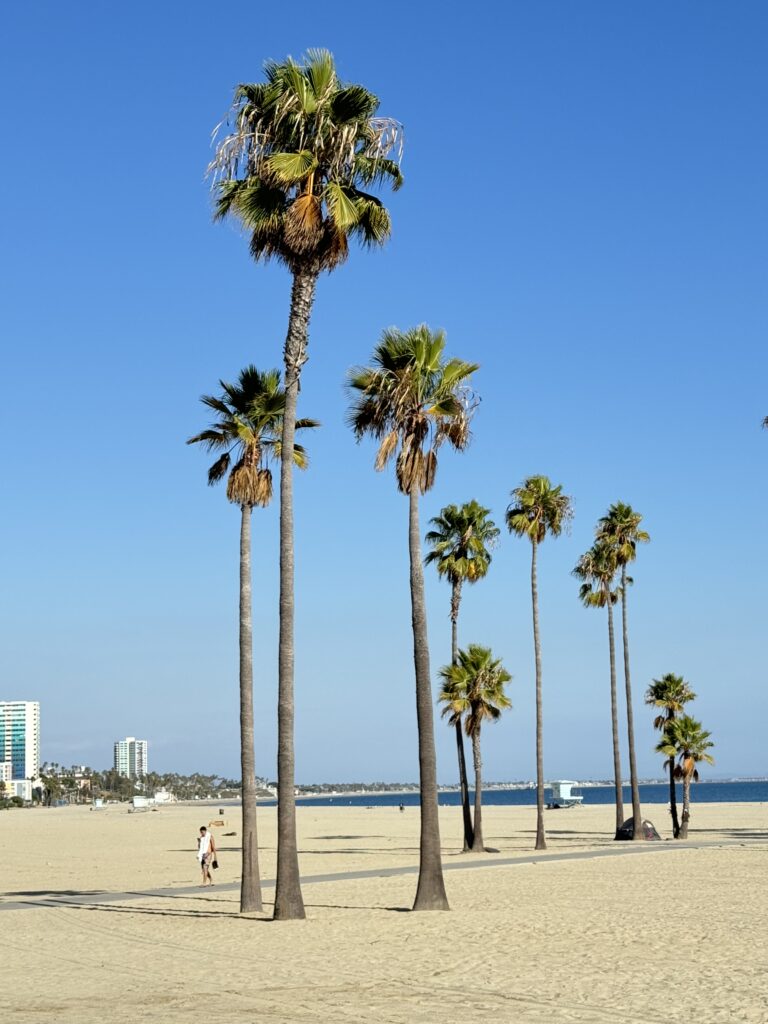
[615,817,662,841]
[212,859,219,869]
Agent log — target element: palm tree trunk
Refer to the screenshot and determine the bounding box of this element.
[239,503,262,913]
[531,538,546,851]
[679,773,690,839]
[669,755,680,838]
[274,267,318,921]
[451,579,473,852]
[409,485,449,911]
[620,565,643,841]
[606,596,624,838]
[470,726,484,852]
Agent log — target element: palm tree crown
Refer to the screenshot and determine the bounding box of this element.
[657,715,714,782]
[186,366,316,503]
[210,49,403,273]
[596,501,650,566]
[439,645,512,736]
[506,476,573,543]
[347,325,478,493]
[573,542,621,609]
[645,673,697,731]
[425,501,499,586]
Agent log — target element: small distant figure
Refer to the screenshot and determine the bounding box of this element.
[197,825,217,886]
[399,803,405,813]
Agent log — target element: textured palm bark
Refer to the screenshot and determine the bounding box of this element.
[620,565,644,842]
[239,503,263,913]
[531,538,546,851]
[274,267,318,921]
[606,596,624,839]
[451,580,474,852]
[679,777,690,839]
[470,727,484,852]
[669,758,680,838]
[410,486,449,911]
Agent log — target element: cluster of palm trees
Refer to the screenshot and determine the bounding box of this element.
[573,503,649,841]
[425,500,501,852]
[191,51,432,917]
[645,675,714,838]
[188,51,713,920]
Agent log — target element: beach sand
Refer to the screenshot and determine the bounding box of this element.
[1,800,766,1023]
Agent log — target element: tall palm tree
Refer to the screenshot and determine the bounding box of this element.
[656,716,714,839]
[597,502,650,842]
[210,50,402,920]
[425,501,499,851]
[348,324,478,911]
[506,476,572,851]
[438,645,511,852]
[645,673,696,838]
[573,542,624,838]
[187,365,315,913]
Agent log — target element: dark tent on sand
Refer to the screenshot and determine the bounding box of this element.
[615,817,662,841]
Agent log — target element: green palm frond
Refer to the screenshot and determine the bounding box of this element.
[266,150,318,184]
[325,180,361,230]
[304,48,336,102]
[354,155,403,191]
[330,84,379,124]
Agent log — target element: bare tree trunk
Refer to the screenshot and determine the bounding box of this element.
[470,727,484,852]
[451,579,473,852]
[531,538,546,851]
[606,596,624,839]
[679,774,690,839]
[410,486,449,911]
[274,267,318,921]
[669,755,680,838]
[239,503,263,913]
[620,565,644,842]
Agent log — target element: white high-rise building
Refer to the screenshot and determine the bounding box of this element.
[0,701,40,801]
[113,736,148,779]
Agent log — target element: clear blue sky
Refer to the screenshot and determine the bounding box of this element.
[1,2,766,782]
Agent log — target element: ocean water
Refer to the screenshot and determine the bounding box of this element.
[288,780,768,808]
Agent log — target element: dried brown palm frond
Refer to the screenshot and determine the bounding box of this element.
[438,414,470,451]
[317,225,349,270]
[423,450,437,493]
[283,193,323,253]
[374,429,399,471]
[227,464,273,507]
[396,443,425,495]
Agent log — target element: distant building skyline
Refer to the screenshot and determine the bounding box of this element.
[0,700,40,801]
[114,736,148,779]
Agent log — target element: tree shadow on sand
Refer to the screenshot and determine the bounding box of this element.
[64,901,270,921]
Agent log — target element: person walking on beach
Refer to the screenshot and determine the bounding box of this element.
[197,825,216,886]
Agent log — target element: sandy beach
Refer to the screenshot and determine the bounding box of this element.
[1,800,766,1023]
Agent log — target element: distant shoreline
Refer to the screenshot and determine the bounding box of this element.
[170,778,768,808]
